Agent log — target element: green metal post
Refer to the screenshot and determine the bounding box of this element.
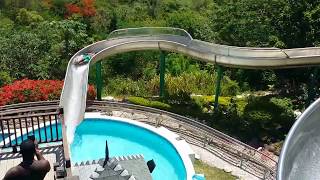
[214,66,224,112]
[96,61,102,101]
[159,51,166,97]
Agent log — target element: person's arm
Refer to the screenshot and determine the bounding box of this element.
[33,140,45,161]
[34,149,51,173]
[34,141,50,172]
[35,148,46,161]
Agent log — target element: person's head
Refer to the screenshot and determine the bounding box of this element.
[20,139,36,161]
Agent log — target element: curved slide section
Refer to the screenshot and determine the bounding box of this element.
[277,98,320,180]
[59,28,320,178]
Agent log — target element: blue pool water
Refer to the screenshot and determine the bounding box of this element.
[71,119,187,180]
[3,124,62,146]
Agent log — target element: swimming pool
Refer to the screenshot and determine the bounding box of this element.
[3,115,194,180]
[71,118,188,180]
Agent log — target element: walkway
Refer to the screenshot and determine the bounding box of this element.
[191,144,258,180]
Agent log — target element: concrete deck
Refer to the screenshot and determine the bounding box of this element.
[0,154,56,180]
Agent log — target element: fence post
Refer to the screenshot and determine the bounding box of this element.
[214,66,224,112]
[239,153,244,168]
[263,169,270,180]
[203,135,207,147]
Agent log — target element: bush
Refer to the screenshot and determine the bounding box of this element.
[127,97,171,110]
[0,79,96,106]
[105,71,240,103]
[105,77,150,97]
[242,96,295,142]
[0,71,12,87]
[221,76,240,96]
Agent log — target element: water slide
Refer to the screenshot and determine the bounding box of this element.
[59,27,320,179]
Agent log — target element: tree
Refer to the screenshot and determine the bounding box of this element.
[16,8,44,26]
[211,0,284,47]
[0,20,93,80]
[167,10,215,41]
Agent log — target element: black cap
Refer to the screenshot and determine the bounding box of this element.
[20,139,36,155]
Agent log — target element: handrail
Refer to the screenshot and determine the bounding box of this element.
[0,112,58,120]
[0,105,58,116]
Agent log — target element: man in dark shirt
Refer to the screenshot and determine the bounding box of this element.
[3,139,51,180]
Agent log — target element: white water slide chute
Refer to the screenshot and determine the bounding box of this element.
[59,27,320,179]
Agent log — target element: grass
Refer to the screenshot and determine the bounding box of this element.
[194,160,237,180]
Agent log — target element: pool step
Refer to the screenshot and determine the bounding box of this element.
[74,154,150,180]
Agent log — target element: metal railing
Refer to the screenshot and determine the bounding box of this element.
[0,102,61,148]
[0,100,277,179]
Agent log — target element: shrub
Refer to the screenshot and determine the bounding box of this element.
[242,96,295,142]
[221,76,240,96]
[105,77,150,97]
[0,79,96,106]
[127,97,171,111]
[0,71,12,87]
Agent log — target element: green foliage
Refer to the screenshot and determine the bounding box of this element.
[105,77,149,97]
[221,76,239,96]
[165,54,200,76]
[0,19,92,80]
[0,15,14,30]
[0,0,318,147]
[0,71,12,86]
[16,8,44,26]
[166,10,215,40]
[211,0,283,47]
[0,31,50,79]
[243,96,295,142]
[127,97,171,110]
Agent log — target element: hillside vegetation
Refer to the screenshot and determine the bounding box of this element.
[1,0,320,148]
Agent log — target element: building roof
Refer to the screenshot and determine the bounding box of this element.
[72,154,152,180]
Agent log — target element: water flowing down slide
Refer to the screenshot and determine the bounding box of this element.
[59,27,320,179]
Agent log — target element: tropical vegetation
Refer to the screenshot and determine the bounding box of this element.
[1,0,320,151]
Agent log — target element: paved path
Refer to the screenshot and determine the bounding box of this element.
[0,154,56,180]
[191,144,259,180]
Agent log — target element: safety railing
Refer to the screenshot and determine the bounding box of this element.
[0,103,61,148]
[108,27,193,40]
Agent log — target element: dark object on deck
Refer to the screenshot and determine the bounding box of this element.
[66,159,71,168]
[147,159,156,173]
[55,166,66,178]
[53,162,60,171]
[103,140,109,167]
[12,146,18,153]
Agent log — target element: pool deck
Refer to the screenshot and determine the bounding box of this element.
[0,153,56,180]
